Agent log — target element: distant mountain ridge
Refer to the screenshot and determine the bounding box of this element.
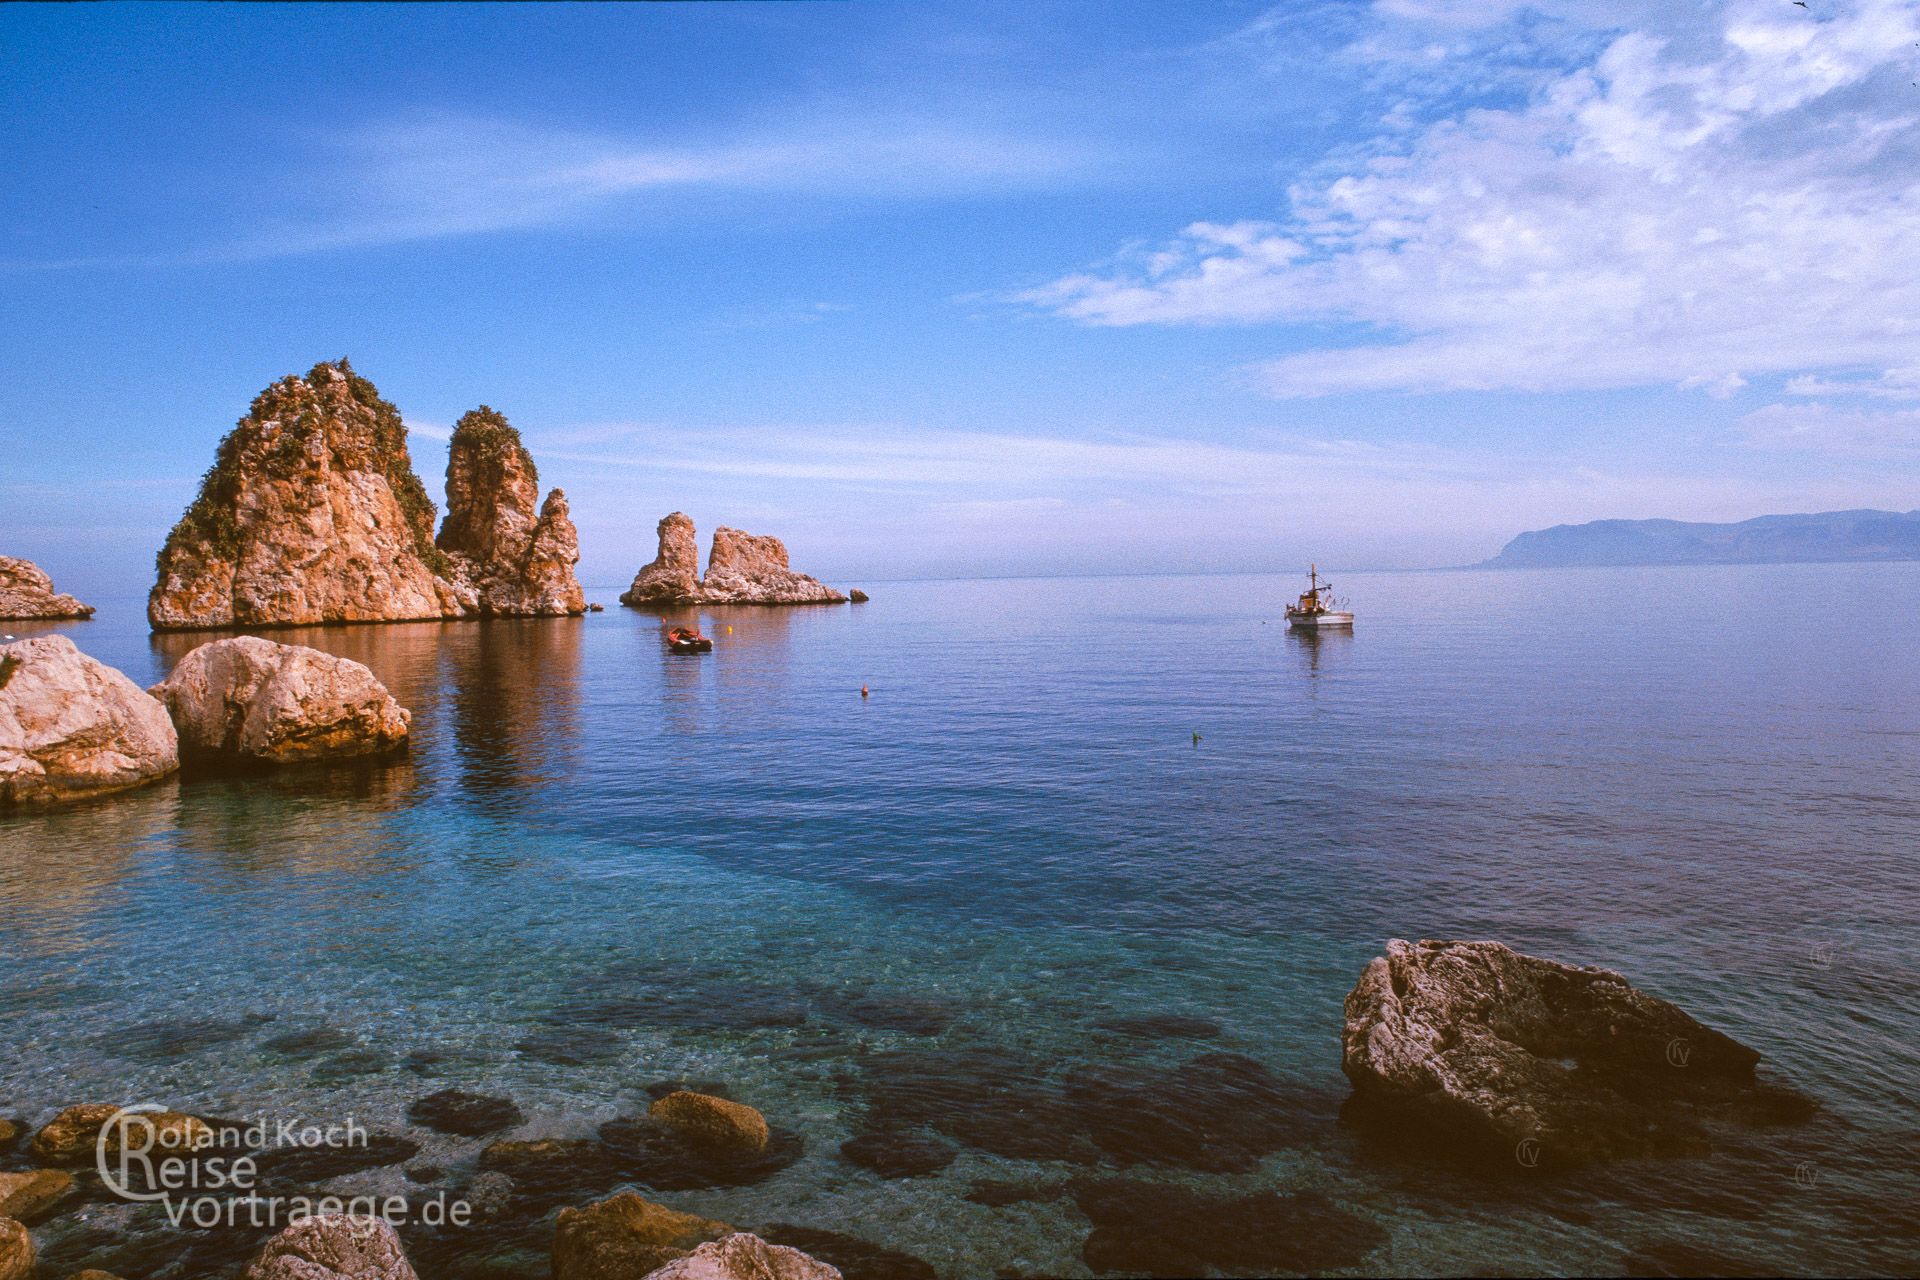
[1483,508,1920,568]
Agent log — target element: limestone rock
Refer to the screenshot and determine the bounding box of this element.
[0,1170,73,1220]
[0,556,93,620]
[621,513,702,605]
[700,528,846,605]
[241,1214,419,1280]
[0,637,179,807]
[642,1234,842,1280]
[0,1219,31,1280]
[621,516,846,607]
[848,589,869,603]
[648,1092,769,1157]
[149,360,470,630]
[30,1104,211,1166]
[552,1191,732,1280]
[1342,939,1808,1165]
[149,636,409,764]
[435,408,585,617]
[0,1120,14,1146]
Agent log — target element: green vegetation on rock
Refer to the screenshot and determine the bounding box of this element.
[450,405,536,485]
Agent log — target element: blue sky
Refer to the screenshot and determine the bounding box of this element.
[4,0,1917,596]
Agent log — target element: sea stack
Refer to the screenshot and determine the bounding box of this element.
[0,557,94,621]
[435,407,586,616]
[149,362,586,630]
[620,515,846,606]
[620,512,702,606]
[149,360,469,630]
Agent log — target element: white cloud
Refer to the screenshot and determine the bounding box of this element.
[1024,0,1920,401]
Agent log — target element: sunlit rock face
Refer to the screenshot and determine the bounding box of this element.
[436,407,585,617]
[0,557,93,621]
[621,515,845,607]
[149,635,410,764]
[148,360,470,630]
[0,635,178,807]
[621,512,703,606]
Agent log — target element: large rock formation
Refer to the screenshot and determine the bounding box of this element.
[150,361,471,630]
[621,516,846,607]
[0,557,92,620]
[620,513,702,605]
[0,636,179,807]
[643,1234,841,1280]
[435,407,585,617]
[149,636,410,764]
[241,1215,419,1280]
[1341,939,1812,1166]
[0,1219,31,1280]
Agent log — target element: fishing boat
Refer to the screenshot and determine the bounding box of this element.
[1284,564,1353,630]
[666,626,713,654]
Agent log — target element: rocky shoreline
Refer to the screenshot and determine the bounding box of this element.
[621,513,849,608]
[0,557,93,622]
[0,940,1818,1279]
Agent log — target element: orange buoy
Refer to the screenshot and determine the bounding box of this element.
[861,685,870,698]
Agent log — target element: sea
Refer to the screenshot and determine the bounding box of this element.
[2,564,1917,1278]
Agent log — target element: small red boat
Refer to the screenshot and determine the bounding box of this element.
[666,626,712,654]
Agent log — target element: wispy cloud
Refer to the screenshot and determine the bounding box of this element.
[1736,402,1920,457]
[1021,0,1920,402]
[7,109,1120,269]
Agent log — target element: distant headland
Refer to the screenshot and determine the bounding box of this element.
[1483,508,1920,569]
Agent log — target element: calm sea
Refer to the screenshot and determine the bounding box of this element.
[3,565,1917,1277]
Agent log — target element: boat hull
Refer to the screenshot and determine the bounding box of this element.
[1286,611,1354,629]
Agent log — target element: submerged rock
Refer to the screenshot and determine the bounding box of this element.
[0,636,178,807]
[838,1130,956,1179]
[0,1219,31,1280]
[240,1214,418,1280]
[754,1226,936,1280]
[647,1092,769,1158]
[150,360,471,630]
[435,407,585,617]
[621,515,846,606]
[149,636,410,764]
[621,512,702,606]
[407,1089,524,1137]
[1071,1178,1385,1276]
[0,1170,73,1221]
[1341,938,1811,1166]
[551,1191,731,1280]
[645,1233,843,1280]
[0,556,93,620]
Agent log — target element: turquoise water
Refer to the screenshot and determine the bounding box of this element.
[3,566,1918,1277]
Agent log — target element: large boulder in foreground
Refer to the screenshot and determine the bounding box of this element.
[552,1192,731,1280]
[0,556,93,620]
[621,512,702,606]
[643,1234,842,1280]
[435,407,586,617]
[0,1219,31,1280]
[1342,939,1812,1166]
[241,1215,418,1280]
[0,636,178,807]
[149,360,472,630]
[150,636,409,764]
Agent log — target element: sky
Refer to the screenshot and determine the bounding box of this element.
[3,0,1917,596]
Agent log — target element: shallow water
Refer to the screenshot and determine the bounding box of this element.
[3,566,1918,1277]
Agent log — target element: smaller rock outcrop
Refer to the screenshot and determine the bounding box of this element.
[620,517,845,607]
[1,637,179,807]
[241,1215,419,1280]
[700,528,846,605]
[435,408,586,617]
[1342,939,1812,1166]
[620,513,702,605]
[0,1219,31,1280]
[0,557,92,620]
[642,1234,842,1280]
[30,1105,211,1166]
[552,1192,732,1280]
[149,637,409,764]
[647,1092,768,1158]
